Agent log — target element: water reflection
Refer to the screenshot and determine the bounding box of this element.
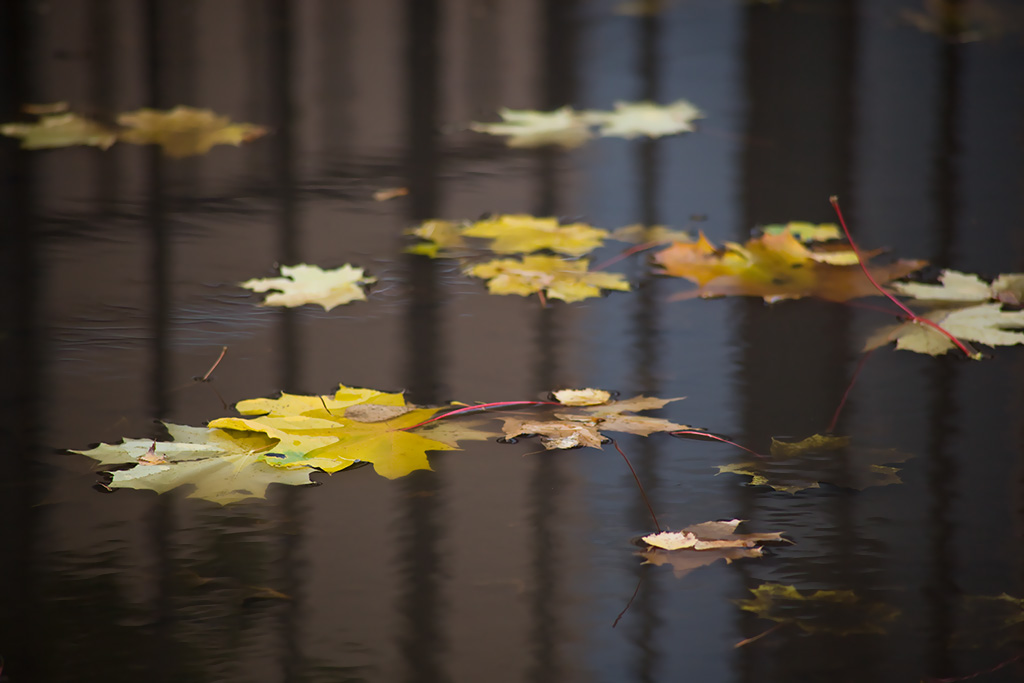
[3,0,1024,682]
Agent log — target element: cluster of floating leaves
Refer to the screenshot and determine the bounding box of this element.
[73,384,698,504]
[1,103,267,157]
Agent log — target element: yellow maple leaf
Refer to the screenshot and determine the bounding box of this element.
[241,264,376,310]
[461,214,609,257]
[207,383,483,479]
[467,255,630,302]
[116,106,267,157]
[654,231,926,303]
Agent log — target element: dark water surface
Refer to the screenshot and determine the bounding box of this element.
[3,1,1024,681]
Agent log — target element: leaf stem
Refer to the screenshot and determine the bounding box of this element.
[592,240,668,271]
[399,400,560,431]
[829,196,978,359]
[610,438,660,531]
[826,348,875,434]
[670,430,767,459]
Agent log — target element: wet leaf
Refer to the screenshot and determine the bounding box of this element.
[406,219,468,258]
[500,393,690,449]
[717,434,912,493]
[461,214,610,257]
[469,106,591,148]
[735,583,900,635]
[116,106,268,157]
[655,231,926,303]
[553,388,613,406]
[761,222,841,243]
[207,383,489,479]
[467,255,630,302]
[1,112,118,150]
[890,269,1024,306]
[584,99,704,139]
[372,186,408,201]
[864,303,1024,356]
[637,520,788,580]
[610,223,693,244]
[641,519,787,551]
[637,546,765,580]
[71,423,314,505]
[501,417,604,450]
[241,264,376,310]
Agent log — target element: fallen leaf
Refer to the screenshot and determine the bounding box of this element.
[735,583,900,635]
[460,214,609,257]
[584,99,704,139]
[499,393,690,449]
[1,112,118,150]
[864,303,1024,356]
[469,106,591,148]
[208,383,487,479]
[553,388,612,406]
[71,423,314,505]
[240,263,376,310]
[655,231,926,303]
[467,255,631,302]
[890,269,1024,305]
[116,106,268,157]
[642,519,787,550]
[501,417,604,450]
[406,219,468,258]
[637,546,765,580]
[610,224,693,244]
[373,186,409,201]
[717,434,912,493]
[761,222,841,243]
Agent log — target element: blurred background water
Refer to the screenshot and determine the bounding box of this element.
[2,0,1023,681]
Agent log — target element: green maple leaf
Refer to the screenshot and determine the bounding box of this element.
[71,423,314,505]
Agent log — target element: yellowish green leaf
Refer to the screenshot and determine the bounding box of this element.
[71,423,313,505]
[864,303,1024,356]
[1,112,117,150]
